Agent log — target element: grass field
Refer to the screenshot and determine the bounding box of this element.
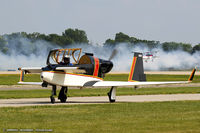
[1,101,200,133]
[0,74,40,85]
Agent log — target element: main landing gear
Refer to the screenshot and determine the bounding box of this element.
[107,86,117,102]
[50,86,68,104]
[58,86,68,103]
[50,86,116,103]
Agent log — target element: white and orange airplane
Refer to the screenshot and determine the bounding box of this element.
[18,48,196,103]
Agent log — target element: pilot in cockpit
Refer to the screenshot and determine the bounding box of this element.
[60,55,73,66]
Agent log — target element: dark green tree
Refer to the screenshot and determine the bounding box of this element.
[115,32,130,43]
[192,44,200,54]
[63,28,89,44]
[0,36,8,54]
[162,42,192,53]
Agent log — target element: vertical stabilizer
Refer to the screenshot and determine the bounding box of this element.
[128,52,146,82]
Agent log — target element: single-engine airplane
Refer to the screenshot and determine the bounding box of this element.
[143,51,159,62]
[18,48,196,103]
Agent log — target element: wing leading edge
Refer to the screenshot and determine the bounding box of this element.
[83,68,195,87]
[84,80,189,87]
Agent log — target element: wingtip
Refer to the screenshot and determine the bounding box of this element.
[188,68,196,81]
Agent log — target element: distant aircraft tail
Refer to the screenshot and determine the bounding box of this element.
[128,52,146,82]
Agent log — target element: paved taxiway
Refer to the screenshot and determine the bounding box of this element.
[1,94,200,107]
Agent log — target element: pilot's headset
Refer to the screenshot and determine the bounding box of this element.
[64,55,70,63]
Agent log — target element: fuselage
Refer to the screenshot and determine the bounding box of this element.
[40,50,113,87]
[41,71,103,87]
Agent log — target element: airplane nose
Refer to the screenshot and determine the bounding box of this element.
[40,72,44,79]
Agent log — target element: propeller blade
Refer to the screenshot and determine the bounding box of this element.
[109,49,118,61]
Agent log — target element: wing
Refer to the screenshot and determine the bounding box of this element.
[18,67,43,85]
[19,67,42,73]
[83,81,189,87]
[55,67,86,73]
[83,68,196,87]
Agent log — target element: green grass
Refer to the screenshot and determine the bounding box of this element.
[1,87,200,99]
[0,74,41,85]
[1,101,200,133]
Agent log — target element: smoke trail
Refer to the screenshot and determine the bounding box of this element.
[0,36,199,71]
[110,43,200,71]
[0,36,59,70]
[66,43,199,71]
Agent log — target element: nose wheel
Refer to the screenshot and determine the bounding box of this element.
[50,85,57,104]
[50,96,55,103]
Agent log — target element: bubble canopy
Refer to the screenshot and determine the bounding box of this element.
[46,48,82,65]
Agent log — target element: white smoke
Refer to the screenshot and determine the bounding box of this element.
[143,50,200,71]
[0,36,59,70]
[110,44,200,71]
[0,53,46,70]
[0,37,199,71]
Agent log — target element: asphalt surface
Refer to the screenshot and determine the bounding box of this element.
[1,94,200,107]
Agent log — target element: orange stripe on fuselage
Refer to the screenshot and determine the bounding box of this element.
[93,57,100,77]
[128,57,137,81]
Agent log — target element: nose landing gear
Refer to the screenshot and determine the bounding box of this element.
[50,85,57,104]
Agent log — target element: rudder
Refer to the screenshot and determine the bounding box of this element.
[128,52,146,82]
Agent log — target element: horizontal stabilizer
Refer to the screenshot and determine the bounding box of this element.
[19,67,42,73]
[18,82,43,85]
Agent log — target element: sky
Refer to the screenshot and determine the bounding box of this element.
[0,0,200,45]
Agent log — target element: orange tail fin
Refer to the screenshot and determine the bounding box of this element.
[128,52,146,82]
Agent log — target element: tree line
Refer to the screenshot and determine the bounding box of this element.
[104,32,199,54]
[0,29,200,55]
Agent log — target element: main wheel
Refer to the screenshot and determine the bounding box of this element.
[60,94,67,103]
[58,87,68,103]
[50,96,55,104]
[60,98,66,103]
[107,92,115,103]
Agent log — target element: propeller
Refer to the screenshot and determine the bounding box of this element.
[108,49,118,61]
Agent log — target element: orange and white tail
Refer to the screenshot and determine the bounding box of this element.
[128,52,146,82]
